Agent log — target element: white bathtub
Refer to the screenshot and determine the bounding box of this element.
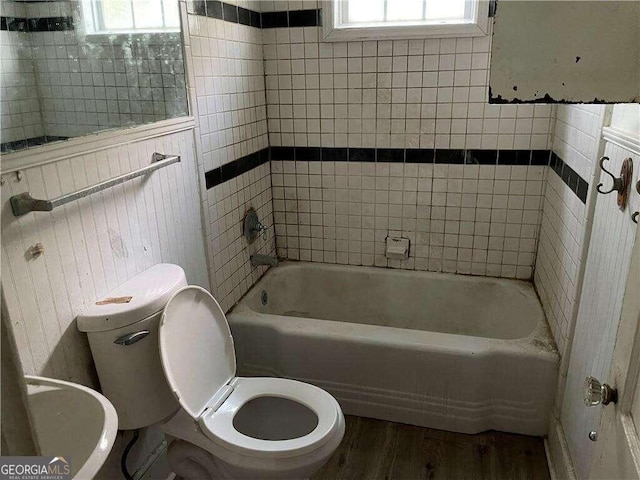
[228,262,559,436]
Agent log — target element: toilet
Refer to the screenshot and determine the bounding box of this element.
[77,264,345,479]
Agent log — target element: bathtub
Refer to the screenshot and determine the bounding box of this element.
[228,262,559,436]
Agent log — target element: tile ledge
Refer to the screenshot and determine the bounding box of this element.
[1,117,195,173]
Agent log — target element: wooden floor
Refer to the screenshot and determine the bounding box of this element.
[312,416,550,480]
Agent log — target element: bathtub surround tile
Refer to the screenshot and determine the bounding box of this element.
[0,16,28,32]
[260,11,289,28]
[27,16,75,32]
[266,146,552,166]
[550,152,589,204]
[204,147,569,198]
[271,156,548,279]
[534,105,606,355]
[260,2,558,276]
[269,145,591,280]
[287,9,321,28]
[188,1,320,29]
[263,17,555,152]
[184,5,274,312]
[205,148,270,189]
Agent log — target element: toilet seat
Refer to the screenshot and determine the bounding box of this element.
[199,377,340,459]
[158,286,343,464]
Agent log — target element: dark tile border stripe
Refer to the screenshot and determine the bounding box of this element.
[551,152,589,204]
[205,147,588,204]
[0,16,74,32]
[1,135,69,153]
[268,147,551,167]
[1,16,28,32]
[205,148,269,189]
[189,2,320,29]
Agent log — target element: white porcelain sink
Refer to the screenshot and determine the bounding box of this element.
[25,375,118,480]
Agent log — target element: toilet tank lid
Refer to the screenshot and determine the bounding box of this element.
[77,264,188,333]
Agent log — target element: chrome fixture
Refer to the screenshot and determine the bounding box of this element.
[114,331,150,346]
[250,254,279,267]
[584,376,617,406]
[243,207,269,243]
[596,156,633,211]
[588,431,598,442]
[9,153,180,217]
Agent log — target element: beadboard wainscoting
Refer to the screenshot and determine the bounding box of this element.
[1,127,208,387]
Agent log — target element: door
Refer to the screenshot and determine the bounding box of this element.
[561,147,638,478]
[591,221,640,479]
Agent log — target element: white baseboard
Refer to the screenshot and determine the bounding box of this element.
[546,417,577,480]
[544,438,557,480]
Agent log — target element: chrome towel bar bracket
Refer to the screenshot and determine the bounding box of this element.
[9,153,180,217]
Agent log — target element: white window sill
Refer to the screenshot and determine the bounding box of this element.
[323,22,489,42]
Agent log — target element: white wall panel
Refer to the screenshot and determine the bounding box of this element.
[560,141,638,478]
[1,129,208,387]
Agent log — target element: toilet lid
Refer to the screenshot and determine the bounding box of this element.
[159,286,236,419]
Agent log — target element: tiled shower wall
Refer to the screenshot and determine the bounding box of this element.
[183,1,275,312]
[262,0,555,279]
[272,155,547,277]
[534,104,606,354]
[0,1,44,143]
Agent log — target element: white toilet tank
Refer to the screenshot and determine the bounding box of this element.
[77,264,188,430]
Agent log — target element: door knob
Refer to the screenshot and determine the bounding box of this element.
[584,376,617,406]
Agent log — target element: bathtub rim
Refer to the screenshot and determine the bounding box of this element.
[229,261,558,358]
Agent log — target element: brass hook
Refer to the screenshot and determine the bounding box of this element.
[596,157,633,210]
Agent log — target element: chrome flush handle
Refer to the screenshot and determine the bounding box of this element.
[114,330,150,346]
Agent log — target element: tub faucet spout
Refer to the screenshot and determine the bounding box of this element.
[251,254,279,267]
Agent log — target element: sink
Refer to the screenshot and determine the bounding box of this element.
[25,375,118,479]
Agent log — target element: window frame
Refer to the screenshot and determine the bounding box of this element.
[82,0,181,36]
[322,0,490,42]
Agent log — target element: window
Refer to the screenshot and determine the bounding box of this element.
[323,0,489,41]
[83,0,180,34]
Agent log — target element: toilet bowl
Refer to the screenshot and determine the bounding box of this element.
[163,378,345,479]
[77,265,345,480]
[158,285,345,479]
